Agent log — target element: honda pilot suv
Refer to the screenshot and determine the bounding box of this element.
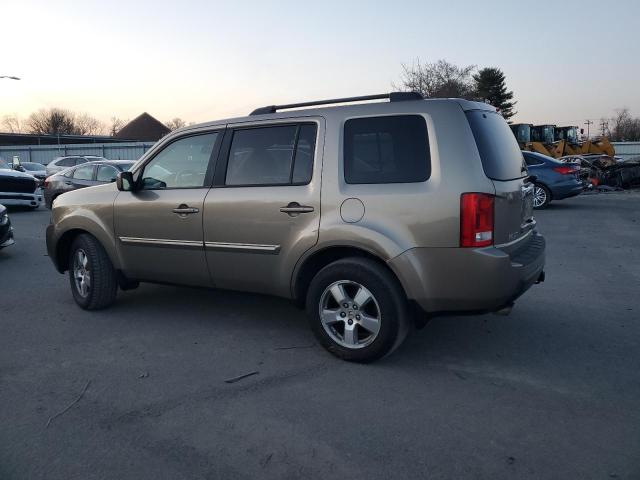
[46,92,545,362]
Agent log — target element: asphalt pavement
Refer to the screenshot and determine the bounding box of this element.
[1,192,639,480]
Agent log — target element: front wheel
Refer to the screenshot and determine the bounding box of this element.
[533,183,551,209]
[306,257,410,363]
[68,234,118,310]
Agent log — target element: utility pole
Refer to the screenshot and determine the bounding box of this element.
[600,120,608,137]
[584,120,593,139]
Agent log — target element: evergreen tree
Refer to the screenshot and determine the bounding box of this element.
[473,67,516,120]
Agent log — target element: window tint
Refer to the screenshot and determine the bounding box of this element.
[96,165,119,182]
[141,132,218,189]
[58,157,77,167]
[291,124,316,184]
[72,165,94,180]
[344,115,430,184]
[466,110,527,181]
[226,124,316,186]
[523,153,544,166]
[75,158,88,165]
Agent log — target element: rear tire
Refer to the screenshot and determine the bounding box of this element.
[533,183,551,209]
[306,257,410,363]
[68,234,118,310]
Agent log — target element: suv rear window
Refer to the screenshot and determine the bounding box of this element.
[466,110,527,181]
[344,115,430,184]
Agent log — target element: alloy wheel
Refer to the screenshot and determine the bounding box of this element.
[533,185,547,208]
[319,280,381,349]
[73,249,91,297]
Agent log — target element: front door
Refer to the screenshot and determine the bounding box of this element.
[203,119,324,297]
[114,130,222,286]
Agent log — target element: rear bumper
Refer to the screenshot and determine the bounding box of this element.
[389,232,546,314]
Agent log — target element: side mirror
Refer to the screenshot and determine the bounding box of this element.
[12,155,21,170]
[116,171,135,191]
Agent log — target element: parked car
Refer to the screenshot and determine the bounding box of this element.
[47,92,545,362]
[44,160,135,209]
[0,158,43,208]
[45,155,108,176]
[16,162,47,182]
[523,151,583,209]
[0,204,14,249]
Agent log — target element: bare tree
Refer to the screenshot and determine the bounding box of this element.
[75,113,105,135]
[1,115,24,133]
[108,117,127,136]
[394,59,476,99]
[26,108,77,135]
[165,118,187,131]
[609,108,640,141]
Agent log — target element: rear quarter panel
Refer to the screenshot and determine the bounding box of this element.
[315,100,495,259]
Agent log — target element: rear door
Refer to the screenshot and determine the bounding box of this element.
[203,119,323,297]
[466,110,534,245]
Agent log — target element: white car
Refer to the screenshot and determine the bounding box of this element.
[45,155,107,176]
[0,159,43,208]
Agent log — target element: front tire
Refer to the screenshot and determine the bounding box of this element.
[68,234,118,310]
[306,257,410,363]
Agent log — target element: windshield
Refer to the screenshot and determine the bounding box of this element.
[466,110,527,181]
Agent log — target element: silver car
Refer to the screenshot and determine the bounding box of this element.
[45,155,108,177]
[47,92,545,362]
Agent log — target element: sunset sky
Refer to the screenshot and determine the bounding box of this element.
[2,0,639,129]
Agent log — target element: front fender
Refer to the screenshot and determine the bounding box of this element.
[47,185,120,272]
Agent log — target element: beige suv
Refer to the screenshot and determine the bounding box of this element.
[46,92,545,362]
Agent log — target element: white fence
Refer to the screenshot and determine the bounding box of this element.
[0,141,156,165]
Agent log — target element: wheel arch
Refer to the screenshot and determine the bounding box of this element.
[291,245,406,308]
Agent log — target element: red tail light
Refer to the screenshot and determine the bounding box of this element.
[460,193,494,248]
[552,166,578,175]
[43,179,49,188]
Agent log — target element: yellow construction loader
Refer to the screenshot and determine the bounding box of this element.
[510,123,615,158]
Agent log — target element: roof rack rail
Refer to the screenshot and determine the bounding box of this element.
[249,91,423,116]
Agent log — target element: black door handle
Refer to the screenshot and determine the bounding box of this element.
[280,202,314,216]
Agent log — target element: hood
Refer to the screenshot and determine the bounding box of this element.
[0,168,38,180]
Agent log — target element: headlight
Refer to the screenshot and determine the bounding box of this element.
[0,214,8,226]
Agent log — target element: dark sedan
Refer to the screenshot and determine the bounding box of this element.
[0,203,14,249]
[523,151,583,209]
[44,160,135,209]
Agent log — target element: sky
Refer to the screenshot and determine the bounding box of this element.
[1,0,639,130]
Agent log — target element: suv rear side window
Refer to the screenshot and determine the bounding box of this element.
[466,110,527,181]
[58,157,77,167]
[343,115,430,184]
[225,124,317,186]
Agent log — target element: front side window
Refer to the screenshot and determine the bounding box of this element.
[141,132,218,189]
[72,165,94,180]
[225,124,317,186]
[344,115,430,184]
[96,165,119,182]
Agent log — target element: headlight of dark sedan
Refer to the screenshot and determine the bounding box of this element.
[0,214,8,226]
